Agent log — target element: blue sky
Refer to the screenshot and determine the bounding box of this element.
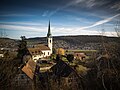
[0,0,120,39]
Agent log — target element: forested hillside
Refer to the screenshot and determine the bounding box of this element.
[0,35,119,50]
[27,35,119,50]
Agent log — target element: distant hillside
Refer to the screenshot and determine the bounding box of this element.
[0,38,18,48]
[27,35,119,42]
[27,35,119,50]
[0,35,119,50]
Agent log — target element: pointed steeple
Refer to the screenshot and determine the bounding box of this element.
[47,20,52,37]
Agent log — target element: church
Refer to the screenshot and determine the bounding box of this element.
[28,21,53,62]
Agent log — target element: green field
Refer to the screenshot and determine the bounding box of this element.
[66,50,98,54]
[66,49,98,61]
[66,49,98,53]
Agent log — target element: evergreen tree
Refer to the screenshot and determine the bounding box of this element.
[17,36,30,64]
[66,54,74,62]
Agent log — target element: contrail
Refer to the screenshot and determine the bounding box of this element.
[79,13,120,30]
[49,0,83,16]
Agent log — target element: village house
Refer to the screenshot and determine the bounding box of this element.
[74,52,86,60]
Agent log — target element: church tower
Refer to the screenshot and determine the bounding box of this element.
[47,21,53,54]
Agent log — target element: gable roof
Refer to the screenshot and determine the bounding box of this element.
[28,44,50,55]
[35,44,50,50]
[28,48,43,55]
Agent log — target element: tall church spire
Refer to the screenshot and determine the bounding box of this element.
[47,20,53,54]
[47,20,52,37]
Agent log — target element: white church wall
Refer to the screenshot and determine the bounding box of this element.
[42,50,51,57]
[32,55,43,62]
[48,37,53,54]
[32,50,51,62]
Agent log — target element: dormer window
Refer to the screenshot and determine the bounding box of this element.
[32,52,34,54]
[38,51,41,53]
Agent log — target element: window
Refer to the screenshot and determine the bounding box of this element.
[35,51,37,54]
[48,52,49,55]
[21,75,24,79]
[44,52,45,55]
[50,40,51,43]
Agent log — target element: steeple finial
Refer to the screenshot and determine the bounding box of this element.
[47,20,52,37]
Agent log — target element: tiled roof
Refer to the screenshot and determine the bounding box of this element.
[35,44,50,50]
[28,48,43,55]
[28,44,50,55]
[22,60,36,79]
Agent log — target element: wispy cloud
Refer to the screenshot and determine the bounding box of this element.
[0,14,35,17]
[82,0,110,8]
[48,0,110,16]
[0,23,118,38]
[42,11,49,17]
[0,22,44,26]
[111,2,120,11]
[0,13,119,38]
[0,24,46,32]
[49,0,83,16]
[52,27,118,37]
[78,14,120,30]
[1,14,119,32]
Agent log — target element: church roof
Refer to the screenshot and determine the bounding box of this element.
[28,48,43,55]
[28,44,50,55]
[35,44,50,50]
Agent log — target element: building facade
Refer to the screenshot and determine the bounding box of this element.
[28,21,53,62]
